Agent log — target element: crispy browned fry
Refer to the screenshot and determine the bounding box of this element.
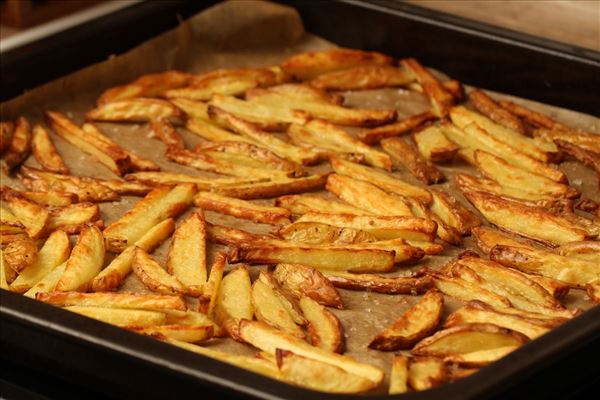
[326,174,414,216]
[194,192,291,225]
[166,212,207,295]
[556,241,600,263]
[3,236,38,273]
[200,252,226,316]
[20,191,77,207]
[369,290,443,350]
[310,65,413,90]
[55,225,105,292]
[97,71,192,104]
[46,203,101,234]
[0,121,15,153]
[329,157,432,204]
[389,355,409,394]
[556,140,600,185]
[528,275,570,300]
[288,120,392,170]
[273,264,343,309]
[412,125,459,162]
[587,281,600,303]
[297,297,343,353]
[103,184,196,252]
[132,247,186,295]
[429,190,480,235]
[206,223,274,247]
[31,124,69,174]
[534,129,600,154]
[280,48,393,80]
[1,187,49,238]
[149,118,184,149]
[88,177,151,196]
[381,137,445,184]
[245,83,343,105]
[91,218,174,292]
[490,245,600,287]
[428,270,511,308]
[275,194,369,216]
[125,171,262,189]
[469,90,527,135]
[463,190,591,246]
[86,98,183,122]
[215,265,254,339]
[1,205,25,234]
[443,346,517,368]
[211,174,328,200]
[1,117,31,173]
[471,226,534,254]
[66,306,166,327]
[130,324,213,343]
[37,291,185,311]
[497,100,571,131]
[455,173,562,204]
[358,111,436,145]
[324,271,433,295]
[276,221,376,245]
[401,58,454,117]
[407,356,447,391]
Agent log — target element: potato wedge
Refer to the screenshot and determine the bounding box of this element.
[534,128,600,154]
[200,252,226,316]
[103,183,196,252]
[273,264,344,309]
[497,100,570,131]
[412,323,528,356]
[66,306,166,327]
[125,171,264,189]
[289,121,392,170]
[463,190,591,246]
[330,157,432,204]
[3,236,38,273]
[1,188,49,238]
[194,192,290,225]
[47,203,101,234]
[369,289,443,350]
[331,239,424,263]
[528,275,570,300]
[1,117,31,173]
[132,247,186,295]
[324,271,433,295]
[471,226,534,254]
[130,324,213,343]
[310,65,413,90]
[455,173,561,203]
[0,120,14,153]
[429,190,480,235]
[211,174,328,200]
[276,221,376,245]
[389,355,409,394]
[407,356,447,391]
[401,58,454,117]
[31,124,69,174]
[20,191,78,207]
[381,137,445,184]
[428,270,511,308]
[358,111,436,144]
[275,194,369,216]
[86,98,182,122]
[37,291,186,311]
[97,70,192,104]
[444,346,517,367]
[206,223,274,248]
[166,212,207,294]
[23,261,67,298]
[280,48,393,80]
[406,198,462,245]
[468,90,527,135]
[55,225,104,292]
[299,297,344,353]
[91,218,174,292]
[326,174,414,216]
[238,320,384,384]
[149,118,184,149]
[215,265,254,339]
[0,205,25,234]
[166,76,257,101]
[557,241,600,263]
[413,124,459,162]
[489,245,600,287]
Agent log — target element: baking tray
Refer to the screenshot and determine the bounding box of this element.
[1,1,599,399]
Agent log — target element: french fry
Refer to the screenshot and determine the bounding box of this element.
[428,270,512,308]
[455,173,561,203]
[149,118,184,149]
[55,225,105,292]
[533,129,600,154]
[276,221,376,245]
[211,174,328,200]
[381,137,445,184]
[1,187,49,238]
[37,291,186,311]
[238,320,384,384]
[331,239,424,263]
[323,271,433,295]
[443,346,517,367]
[0,120,14,153]
[276,194,370,216]
[125,171,263,189]
[194,192,290,225]
[200,252,226,316]
[389,355,409,394]
[272,264,344,309]
[450,105,557,161]
[497,101,574,132]
[0,205,25,234]
[206,223,274,247]
[296,213,437,242]
[86,98,183,122]
[471,226,534,254]
[1,117,31,173]
[299,297,344,353]
[21,191,78,207]
[329,157,432,204]
[103,183,196,252]
[412,124,459,162]
[132,248,186,295]
[326,174,414,216]
[47,203,101,234]
[587,281,600,303]
[412,323,528,357]
[463,190,591,246]
[31,124,69,174]
[2,236,38,273]
[468,90,527,135]
[164,310,219,328]
[97,70,192,104]
[91,218,174,292]
[489,245,600,287]
[280,48,393,80]
[528,275,570,300]
[358,111,437,144]
[288,121,392,170]
[401,58,454,117]
[23,261,67,298]
[369,289,443,350]
[406,198,462,245]
[407,356,447,391]
[165,76,257,101]
[65,306,166,327]
[130,324,213,343]
[215,265,254,339]
[556,241,600,263]
[429,190,480,235]
[310,65,413,90]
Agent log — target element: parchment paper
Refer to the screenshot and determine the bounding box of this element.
[1,0,598,394]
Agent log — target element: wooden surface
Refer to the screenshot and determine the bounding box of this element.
[407,0,600,51]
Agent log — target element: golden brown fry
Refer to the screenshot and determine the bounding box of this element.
[211,174,328,200]
[276,221,376,245]
[0,121,15,153]
[200,252,226,316]
[97,70,192,104]
[130,324,213,343]
[1,117,31,173]
[125,171,262,189]
[429,190,480,235]
[310,65,413,90]
[37,291,186,311]
[497,100,571,131]
[31,124,69,174]
[381,137,446,184]
[215,265,254,339]
[534,129,600,154]
[443,346,517,368]
[132,247,186,295]
[528,275,570,300]
[149,118,184,149]
[455,173,561,204]
[490,245,600,287]
[463,190,591,246]
[389,355,409,394]
[206,223,274,247]
[20,191,77,207]
[1,187,49,238]
[557,241,600,263]
[471,226,534,254]
[3,236,38,273]
[404,197,462,245]
[401,58,454,117]
[412,124,459,162]
[103,183,196,252]
[46,203,101,234]
[323,271,433,295]
[0,205,24,234]
[369,290,443,350]
[275,194,369,216]
[358,111,436,145]
[428,270,512,308]
[555,140,600,186]
[280,48,393,80]
[66,306,166,327]
[86,98,183,122]
[194,192,290,225]
[407,356,447,391]
[469,90,527,135]
[273,264,344,309]
[299,297,344,353]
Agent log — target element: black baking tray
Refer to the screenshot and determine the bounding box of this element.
[1,1,600,399]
